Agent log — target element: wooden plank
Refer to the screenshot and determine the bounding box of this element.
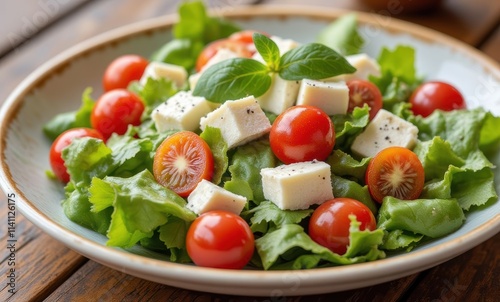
[0,0,91,56]
[403,232,500,301]
[45,258,419,301]
[0,192,87,301]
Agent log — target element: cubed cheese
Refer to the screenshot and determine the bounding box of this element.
[187,180,247,215]
[201,48,239,72]
[324,53,381,82]
[140,61,188,88]
[351,109,419,158]
[296,79,349,115]
[261,160,334,210]
[152,91,212,132]
[188,72,202,90]
[200,96,271,149]
[257,73,301,115]
[252,35,300,62]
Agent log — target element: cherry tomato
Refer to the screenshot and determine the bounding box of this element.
[91,89,145,140]
[269,105,335,164]
[365,147,425,203]
[186,210,255,269]
[102,54,149,92]
[346,79,383,120]
[308,198,377,255]
[409,81,466,117]
[153,131,214,197]
[49,128,105,183]
[195,39,253,72]
[228,30,264,44]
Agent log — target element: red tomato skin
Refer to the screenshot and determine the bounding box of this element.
[91,89,145,140]
[195,39,253,72]
[308,198,377,255]
[49,128,104,183]
[102,54,148,92]
[186,211,255,269]
[346,79,383,120]
[410,81,466,117]
[270,105,335,164]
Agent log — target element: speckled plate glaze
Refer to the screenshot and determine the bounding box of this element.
[1,5,499,296]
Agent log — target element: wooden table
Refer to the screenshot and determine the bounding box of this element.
[1,0,499,300]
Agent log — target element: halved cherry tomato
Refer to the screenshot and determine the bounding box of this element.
[102,54,149,92]
[365,147,425,203]
[153,131,214,197]
[308,198,377,255]
[346,79,383,120]
[186,210,254,269]
[409,81,466,117]
[91,89,145,140]
[228,30,265,44]
[270,105,335,164]
[49,128,105,183]
[195,39,253,72]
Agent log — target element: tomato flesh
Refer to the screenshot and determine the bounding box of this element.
[49,128,105,183]
[153,131,214,197]
[410,81,466,117]
[186,210,255,269]
[102,54,149,92]
[270,105,335,164]
[346,79,383,120]
[366,147,425,203]
[309,198,376,255]
[91,89,145,140]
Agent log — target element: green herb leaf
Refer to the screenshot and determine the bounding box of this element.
[150,38,204,72]
[193,58,272,103]
[316,13,364,55]
[253,33,281,70]
[279,43,356,80]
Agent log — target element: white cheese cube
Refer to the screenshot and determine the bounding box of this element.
[188,72,202,90]
[351,109,419,158]
[257,73,301,115]
[200,96,271,149]
[187,180,247,215]
[201,48,239,72]
[152,91,212,132]
[324,53,381,82]
[296,79,349,115]
[140,61,188,88]
[261,160,334,210]
[252,35,300,63]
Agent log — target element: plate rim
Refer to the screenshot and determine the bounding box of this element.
[1,4,499,296]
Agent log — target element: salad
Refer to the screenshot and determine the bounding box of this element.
[43,1,500,270]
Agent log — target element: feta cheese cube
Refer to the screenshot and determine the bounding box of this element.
[252,35,300,63]
[140,61,188,88]
[201,48,239,72]
[257,73,301,115]
[296,79,349,115]
[351,109,419,158]
[323,53,381,82]
[187,180,247,215]
[188,72,202,90]
[152,91,212,132]
[261,160,334,210]
[200,96,271,149]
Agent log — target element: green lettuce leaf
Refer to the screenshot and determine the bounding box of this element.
[128,77,178,115]
[316,13,364,55]
[331,105,370,151]
[89,170,196,248]
[43,87,95,140]
[200,126,228,185]
[331,175,378,216]
[244,201,313,233]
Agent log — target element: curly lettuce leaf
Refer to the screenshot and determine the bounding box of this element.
[316,13,364,56]
[331,105,370,150]
[331,175,378,216]
[378,197,465,250]
[200,126,228,185]
[43,87,95,140]
[244,201,313,233]
[255,219,385,270]
[89,170,196,248]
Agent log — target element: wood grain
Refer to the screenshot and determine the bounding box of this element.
[0,0,498,300]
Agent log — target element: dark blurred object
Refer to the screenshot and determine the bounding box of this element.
[360,0,443,14]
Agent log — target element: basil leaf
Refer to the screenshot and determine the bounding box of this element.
[316,13,364,55]
[150,38,204,71]
[193,58,272,103]
[279,43,356,80]
[253,33,281,70]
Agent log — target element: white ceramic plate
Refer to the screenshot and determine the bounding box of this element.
[1,5,499,297]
